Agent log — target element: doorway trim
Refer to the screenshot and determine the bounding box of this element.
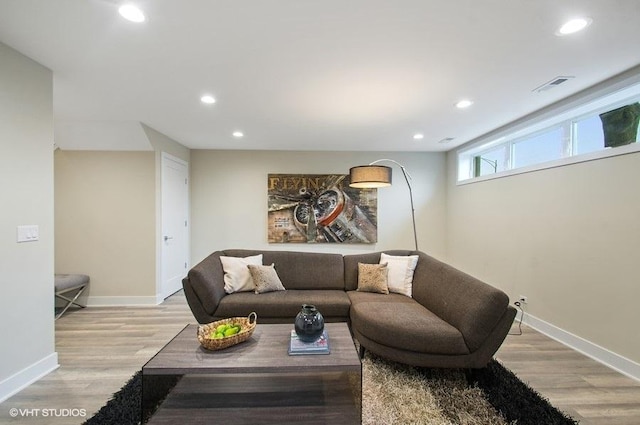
[157,152,190,303]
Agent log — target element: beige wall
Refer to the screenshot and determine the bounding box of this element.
[54,151,156,303]
[446,150,640,364]
[0,42,56,400]
[190,150,447,264]
[143,124,190,163]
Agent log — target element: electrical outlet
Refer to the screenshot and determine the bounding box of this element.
[518,295,528,304]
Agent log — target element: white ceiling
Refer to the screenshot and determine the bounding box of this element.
[1,0,639,152]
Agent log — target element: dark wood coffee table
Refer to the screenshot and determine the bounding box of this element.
[142,322,362,424]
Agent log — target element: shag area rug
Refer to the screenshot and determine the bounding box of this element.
[84,354,578,425]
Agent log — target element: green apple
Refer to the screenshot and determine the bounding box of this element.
[223,327,239,337]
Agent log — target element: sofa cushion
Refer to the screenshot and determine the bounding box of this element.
[248,264,286,294]
[356,263,389,294]
[380,253,418,297]
[350,301,469,355]
[220,254,263,294]
[215,289,351,319]
[347,290,415,307]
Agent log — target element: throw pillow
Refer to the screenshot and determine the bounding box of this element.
[220,254,263,294]
[356,262,389,294]
[248,264,286,294]
[380,253,419,297]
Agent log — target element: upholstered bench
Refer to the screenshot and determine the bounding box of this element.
[55,274,89,319]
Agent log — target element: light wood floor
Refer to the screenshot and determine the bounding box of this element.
[497,321,640,424]
[1,292,638,424]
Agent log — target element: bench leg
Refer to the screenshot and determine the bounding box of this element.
[55,285,87,320]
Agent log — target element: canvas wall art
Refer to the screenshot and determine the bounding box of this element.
[267,174,377,244]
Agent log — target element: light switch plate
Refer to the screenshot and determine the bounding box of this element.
[17,225,39,243]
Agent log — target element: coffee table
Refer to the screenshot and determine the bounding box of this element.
[142,322,362,424]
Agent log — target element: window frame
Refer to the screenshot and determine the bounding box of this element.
[457,79,640,184]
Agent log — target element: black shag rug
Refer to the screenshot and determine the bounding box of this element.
[83,357,578,425]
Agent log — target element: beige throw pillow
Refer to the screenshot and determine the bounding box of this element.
[220,254,263,294]
[248,264,286,294]
[380,253,419,297]
[357,262,389,294]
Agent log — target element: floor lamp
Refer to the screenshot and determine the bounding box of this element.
[348,159,418,251]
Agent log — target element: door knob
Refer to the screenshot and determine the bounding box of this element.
[164,236,173,241]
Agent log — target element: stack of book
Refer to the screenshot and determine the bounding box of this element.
[288,330,330,355]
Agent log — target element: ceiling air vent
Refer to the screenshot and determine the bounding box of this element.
[533,76,574,93]
[438,137,455,144]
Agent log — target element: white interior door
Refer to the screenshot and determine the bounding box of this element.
[161,153,189,299]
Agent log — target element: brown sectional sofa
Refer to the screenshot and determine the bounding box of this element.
[182,249,516,369]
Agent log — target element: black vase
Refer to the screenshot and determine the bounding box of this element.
[294,304,325,342]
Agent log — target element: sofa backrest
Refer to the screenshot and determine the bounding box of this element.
[223,249,345,290]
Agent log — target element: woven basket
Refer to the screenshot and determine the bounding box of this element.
[197,312,257,351]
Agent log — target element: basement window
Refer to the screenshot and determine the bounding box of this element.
[457,83,640,183]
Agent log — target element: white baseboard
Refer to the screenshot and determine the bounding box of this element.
[86,295,160,307]
[520,311,640,382]
[0,353,59,403]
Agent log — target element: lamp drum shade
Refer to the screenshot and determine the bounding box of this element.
[349,165,392,188]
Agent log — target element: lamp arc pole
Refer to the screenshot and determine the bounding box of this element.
[352,159,418,251]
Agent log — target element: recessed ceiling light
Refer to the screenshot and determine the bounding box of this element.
[456,99,473,109]
[556,17,592,36]
[200,95,216,104]
[232,131,244,138]
[413,133,424,140]
[118,4,145,23]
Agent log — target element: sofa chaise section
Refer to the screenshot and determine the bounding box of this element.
[345,251,516,368]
